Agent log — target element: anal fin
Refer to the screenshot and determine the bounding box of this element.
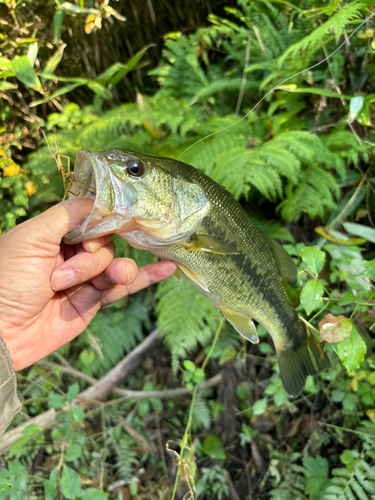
[220,307,259,344]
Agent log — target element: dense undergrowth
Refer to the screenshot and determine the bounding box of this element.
[1,0,375,499]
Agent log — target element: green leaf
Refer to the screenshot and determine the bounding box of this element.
[21,423,41,437]
[337,326,367,372]
[53,11,64,42]
[44,467,58,500]
[0,81,17,90]
[358,259,375,280]
[65,444,82,462]
[66,382,80,404]
[348,96,364,123]
[279,86,351,99]
[183,360,196,372]
[11,55,42,91]
[303,456,330,500]
[201,435,226,460]
[338,292,354,306]
[96,45,152,87]
[81,489,109,500]
[318,314,353,343]
[43,44,66,78]
[300,247,325,275]
[252,398,267,415]
[61,2,99,14]
[30,83,81,107]
[61,465,81,499]
[342,222,375,244]
[48,393,66,409]
[8,436,30,459]
[300,280,324,315]
[27,42,38,67]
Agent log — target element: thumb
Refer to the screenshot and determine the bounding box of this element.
[28,199,94,245]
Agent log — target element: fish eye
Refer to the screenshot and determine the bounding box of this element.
[126,159,144,177]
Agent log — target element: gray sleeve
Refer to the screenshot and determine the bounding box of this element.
[0,335,22,436]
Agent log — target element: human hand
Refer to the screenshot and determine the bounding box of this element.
[0,199,177,371]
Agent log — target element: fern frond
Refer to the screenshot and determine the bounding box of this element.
[192,394,212,432]
[116,435,139,480]
[86,298,147,376]
[155,277,218,373]
[279,2,367,66]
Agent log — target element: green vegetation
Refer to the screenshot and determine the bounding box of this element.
[0,0,375,498]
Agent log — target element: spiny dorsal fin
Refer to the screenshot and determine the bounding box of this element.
[219,307,259,344]
[187,234,239,255]
[264,234,298,288]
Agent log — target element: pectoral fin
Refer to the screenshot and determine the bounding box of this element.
[187,235,239,255]
[177,264,209,293]
[219,307,259,344]
[264,234,298,287]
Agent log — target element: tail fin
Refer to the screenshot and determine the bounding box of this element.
[277,327,330,398]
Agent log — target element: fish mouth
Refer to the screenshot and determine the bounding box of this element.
[63,150,134,245]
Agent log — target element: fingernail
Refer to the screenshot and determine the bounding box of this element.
[126,264,137,283]
[86,241,102,253]
[51,269,77,291]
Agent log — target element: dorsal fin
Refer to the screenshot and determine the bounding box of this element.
[264,234,298,288]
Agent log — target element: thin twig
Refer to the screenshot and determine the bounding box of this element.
[235,35,252,115]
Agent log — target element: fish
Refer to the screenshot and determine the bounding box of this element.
[64,148,330,397]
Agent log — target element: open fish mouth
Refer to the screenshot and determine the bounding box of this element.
[63,150,134,245]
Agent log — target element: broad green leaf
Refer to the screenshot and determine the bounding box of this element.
[21,423,41,437]
[45,467,58,500]
[318,314,352,343]
[303,456,330,500]
[65,444,82,462]
[48,393,66,409]
[342,222,375,244]
[11,56,42,91]
[252,398,267,415]
[300,247,325,275]
[348,96,364,123]
[183,360,196,372]
[66,382,80,404]
[81,489,109,500]
[30,83,81,107]
[337,326,367,372]
[61,465,81,499]
[300,280,324,315]
[338,292,354,306]
[201,435,226,459]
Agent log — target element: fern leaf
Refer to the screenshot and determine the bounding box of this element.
[116,435,139,480]
[156,277,218,373]
[279,2,367,66]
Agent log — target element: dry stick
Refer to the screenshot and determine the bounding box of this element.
[235,34,252,115]
[0,332,223,455]
[0,330,159,455]
[41,361,222,400]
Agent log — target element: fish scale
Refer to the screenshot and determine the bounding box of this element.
[64,148,330,396]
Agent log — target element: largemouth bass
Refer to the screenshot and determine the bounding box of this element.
[64,149,329,397]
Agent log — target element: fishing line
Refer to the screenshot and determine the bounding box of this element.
[177,11,375,161]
